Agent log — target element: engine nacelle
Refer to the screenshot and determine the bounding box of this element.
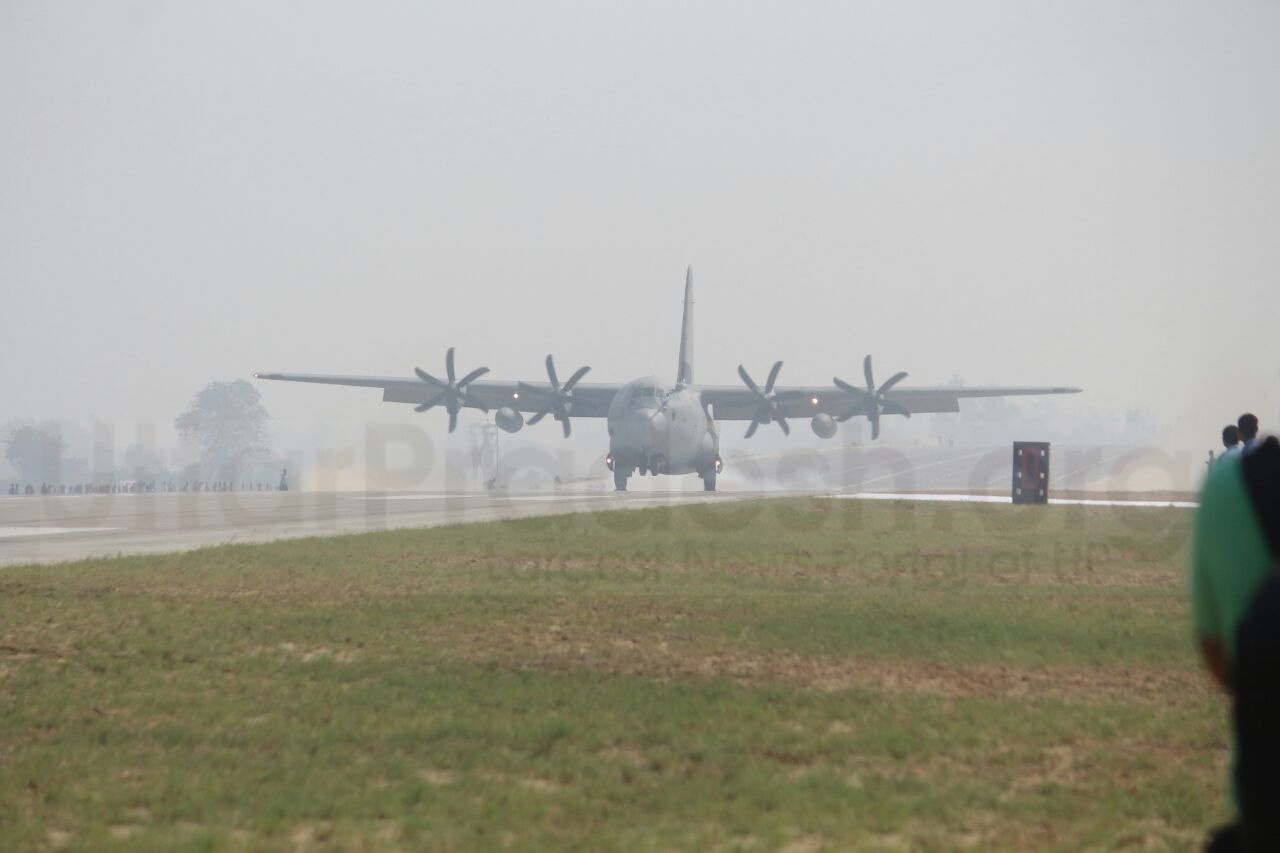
[810,412,837,439]
[495,407,524,433]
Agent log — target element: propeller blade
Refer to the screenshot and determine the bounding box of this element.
[833,376,861,395]
[765,360,784,394]
[415,368,446,387]
[563,365,591,391]
[456,366,490,388]
[414,394,445,413]
[544,354,560,390]
[519,357,587,437]
[863,355,875,392]
[870,417,881,440]
[457,391,489,414]
[415,349,491,426]
[880,400,911,418]
[739,361,798,438]
[878,371,908,395]
[516,358,587,438]
[836,401,868,422]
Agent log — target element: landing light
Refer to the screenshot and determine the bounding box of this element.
[810,396,820,406]
[512,392,520,400]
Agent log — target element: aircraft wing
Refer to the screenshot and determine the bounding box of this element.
[699,383,1082,420]
[253,372,622,417]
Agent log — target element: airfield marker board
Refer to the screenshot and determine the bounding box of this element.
[1012,441,1050,504]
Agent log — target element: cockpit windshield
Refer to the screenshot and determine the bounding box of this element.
[618,379,665,410]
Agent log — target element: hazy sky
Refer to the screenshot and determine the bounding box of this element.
[3,2,1277,448]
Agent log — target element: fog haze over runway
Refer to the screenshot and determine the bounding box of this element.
[1,443,1191,565]
[2,2,1278,467]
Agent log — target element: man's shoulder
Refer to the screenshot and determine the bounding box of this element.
[1239,438,1280,547]
[1192,449,1274,646]
[1201,452,1246,504]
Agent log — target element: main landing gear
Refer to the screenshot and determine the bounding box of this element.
[699,456,722,492]
[614,467,629,491]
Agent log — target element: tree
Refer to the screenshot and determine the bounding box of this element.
[175,380,270,478]
[4,425,66,484]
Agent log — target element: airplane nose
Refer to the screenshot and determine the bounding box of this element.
[613,408,669,452]
[646,411,669,447]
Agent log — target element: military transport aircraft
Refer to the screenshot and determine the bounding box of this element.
[255,268,1080,491]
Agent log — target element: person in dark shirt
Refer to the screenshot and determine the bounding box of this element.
[1222,425,1242,460]
[1238,413,1260,451]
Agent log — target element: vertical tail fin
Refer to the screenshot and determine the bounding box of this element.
[676,266,694,386]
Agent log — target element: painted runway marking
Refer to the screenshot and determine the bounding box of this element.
[358,495,459,501]
[0,526,122,539]
[831,493,1196,509]
[359,494,614,502]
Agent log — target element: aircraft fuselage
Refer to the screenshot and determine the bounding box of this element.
[605,377,719,486]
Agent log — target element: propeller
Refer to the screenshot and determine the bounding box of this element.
[518,354,591,438]
[413,347,490,432]
[737,361,804,438]
[833,355,910,440]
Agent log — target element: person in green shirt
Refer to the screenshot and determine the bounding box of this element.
[1191,437,1280,851]
[1191,452,1274,687]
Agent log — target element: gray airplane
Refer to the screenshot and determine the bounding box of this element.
[255,268,1080,491]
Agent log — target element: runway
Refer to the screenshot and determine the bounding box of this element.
[0,490,740,566]
[0,444,1197,566]
[1,484,1196,566]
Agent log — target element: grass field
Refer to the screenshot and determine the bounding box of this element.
[2,498,1226,850]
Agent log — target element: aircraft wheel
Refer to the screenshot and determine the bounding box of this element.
[614,467,629,491]
[702,469,717,492]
